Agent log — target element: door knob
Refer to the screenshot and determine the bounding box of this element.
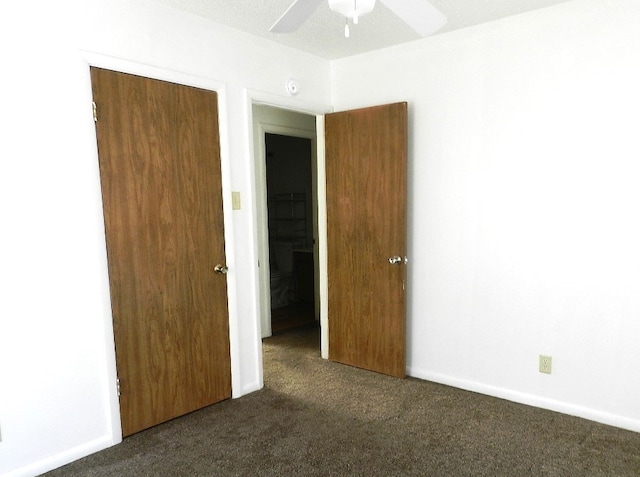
[214,264,229,274]
[388,256,408,265]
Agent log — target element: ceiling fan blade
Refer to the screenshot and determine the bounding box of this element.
[270,0,324,33]
[380,0,447,36]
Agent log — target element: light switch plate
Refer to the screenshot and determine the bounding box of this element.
[231,191,241,210]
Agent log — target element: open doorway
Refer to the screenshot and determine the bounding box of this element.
[265,134,315,333]
[252,104,320,342]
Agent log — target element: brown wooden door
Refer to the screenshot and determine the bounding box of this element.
[325,102,407,378]
[90,67,231,436]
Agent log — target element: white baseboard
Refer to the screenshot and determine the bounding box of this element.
[4,435,117,477]
[407,367,640,434]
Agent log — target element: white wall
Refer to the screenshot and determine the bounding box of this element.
[0,0,330,475]
[331,0,640,432]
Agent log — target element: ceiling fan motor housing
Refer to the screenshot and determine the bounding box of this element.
[329,0,376,20]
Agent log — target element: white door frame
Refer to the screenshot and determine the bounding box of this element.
[249,94,330,360]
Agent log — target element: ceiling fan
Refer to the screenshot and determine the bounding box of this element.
[270,0,447,38]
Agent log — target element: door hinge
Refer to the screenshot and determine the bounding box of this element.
[116,378,121,397]
[92,101,98,122]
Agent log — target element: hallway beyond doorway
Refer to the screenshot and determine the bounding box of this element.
[271,302,316,334]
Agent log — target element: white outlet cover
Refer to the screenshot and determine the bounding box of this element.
[539,355,552,374]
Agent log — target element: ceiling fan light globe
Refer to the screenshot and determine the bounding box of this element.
[329,0,375,21]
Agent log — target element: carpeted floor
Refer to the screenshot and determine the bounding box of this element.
[42,325,640,476]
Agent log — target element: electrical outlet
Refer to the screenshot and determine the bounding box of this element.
[539,355,552,374]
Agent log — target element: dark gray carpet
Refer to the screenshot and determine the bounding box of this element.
[43,326,640,476]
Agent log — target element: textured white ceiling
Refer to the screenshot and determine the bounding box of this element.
[152,0,575,59]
